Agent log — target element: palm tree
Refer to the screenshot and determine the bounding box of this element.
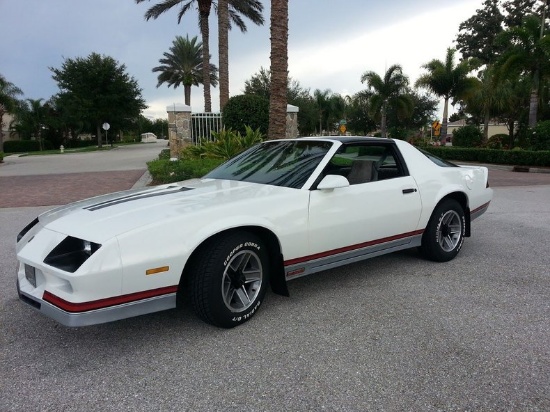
[495,14,550,127]
[313,89,331,134]
[136,0,264,112]
[416,48,478,144]
[313,89,346,135]
[0,74,23,147]
[361,64,412,138]
[153,35,218,106]
[218,0,264,110]
[268,0,288,139]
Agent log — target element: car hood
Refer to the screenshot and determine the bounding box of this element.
[38,179,295,243]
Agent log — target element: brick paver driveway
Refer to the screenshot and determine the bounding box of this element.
[0,170,145,207]
[0,142,165,208]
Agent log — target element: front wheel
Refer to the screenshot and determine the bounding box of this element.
[420,199,465,262]
[190,231,269,328]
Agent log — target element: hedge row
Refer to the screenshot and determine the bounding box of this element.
[0,151,4,163]
[3,140,55,153]
[423,146,550,167]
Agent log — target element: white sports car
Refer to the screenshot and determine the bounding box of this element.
[16,137,492,328]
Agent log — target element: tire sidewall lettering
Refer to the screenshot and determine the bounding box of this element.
[223,241,262,267]
[232,300,261,322]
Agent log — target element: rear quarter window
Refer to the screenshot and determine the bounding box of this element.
[419,149,458,167]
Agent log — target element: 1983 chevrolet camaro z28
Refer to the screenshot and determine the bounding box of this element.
[16,137,493,328]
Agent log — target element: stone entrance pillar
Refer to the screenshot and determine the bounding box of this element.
[166,104,192,158]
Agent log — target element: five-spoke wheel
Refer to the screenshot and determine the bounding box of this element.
[190,231,269,328]
[421,199,465,262]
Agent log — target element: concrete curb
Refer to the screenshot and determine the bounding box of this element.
[132,170,153,189]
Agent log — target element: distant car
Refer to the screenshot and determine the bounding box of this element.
[16,137,492,328]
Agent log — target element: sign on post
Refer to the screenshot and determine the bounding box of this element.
[432,121,441,136]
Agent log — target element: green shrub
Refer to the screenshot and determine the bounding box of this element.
[452,125,483,147]
[486,133,508,149]
[147,157,224,184]
[222,94,269,136]
[530,120,550,151]
[3,140,40,153]
[158,149,171,160]
[0,151,4,163]
[181,126,265,161]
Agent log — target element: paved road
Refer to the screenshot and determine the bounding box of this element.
[1,145,549,410]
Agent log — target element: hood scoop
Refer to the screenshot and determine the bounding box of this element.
[84,186,193,211]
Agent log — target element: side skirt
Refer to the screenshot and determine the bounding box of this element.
[284,233,423,280]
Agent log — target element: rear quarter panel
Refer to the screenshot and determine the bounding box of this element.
[394,140,491,229]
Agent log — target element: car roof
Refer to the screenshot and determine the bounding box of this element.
[272,136,397,145]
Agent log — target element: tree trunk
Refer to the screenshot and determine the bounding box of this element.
[528,89,538,128]
[508,119,515,148]
[268,0,288,140]
[184,85,191,106]
[529,68,540,128]
[483,111,490,144]
[96,123,102,148]
[440,97,449,145]
[380,101,387,138]
[218,0,229,111]
[0,107,5,149]
[199,1,212,112]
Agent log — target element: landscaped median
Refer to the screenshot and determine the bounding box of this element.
[147,126,263,185]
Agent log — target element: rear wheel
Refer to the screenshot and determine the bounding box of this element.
[420,199,465,262]
[190,231,269,328]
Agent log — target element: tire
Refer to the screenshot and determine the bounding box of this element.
[190,231,269,328]
[420,199,465,262]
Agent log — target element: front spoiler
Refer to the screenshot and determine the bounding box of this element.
[16,278,177,327]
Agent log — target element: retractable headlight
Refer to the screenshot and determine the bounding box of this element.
[44,236,101,273]
[17,217,39,243]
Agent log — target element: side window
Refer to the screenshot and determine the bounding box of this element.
[325,143,405,185]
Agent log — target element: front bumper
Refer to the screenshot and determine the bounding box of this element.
[16,274,178,327]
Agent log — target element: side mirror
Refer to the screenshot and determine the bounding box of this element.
[317,174,350,190]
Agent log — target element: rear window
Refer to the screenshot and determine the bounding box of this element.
[419,149,458,167]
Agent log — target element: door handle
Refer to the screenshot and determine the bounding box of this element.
[402,188,417,194]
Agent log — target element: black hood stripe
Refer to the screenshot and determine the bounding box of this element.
[84,186,193,211]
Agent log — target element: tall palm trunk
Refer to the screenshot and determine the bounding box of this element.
[380,101,387,138]
[441,97,449,145]
[528,68,539,128]
[0,105,6,148]
[268,0,288,140]
[483,111,490,143]
[96,123,103,148]
[184,85,191,106]
[218,0,229,111]
[199,1,212,112]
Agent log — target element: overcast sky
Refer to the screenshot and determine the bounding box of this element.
[1,0,481,119]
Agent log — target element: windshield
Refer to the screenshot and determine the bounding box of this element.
[205,140,333,188]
